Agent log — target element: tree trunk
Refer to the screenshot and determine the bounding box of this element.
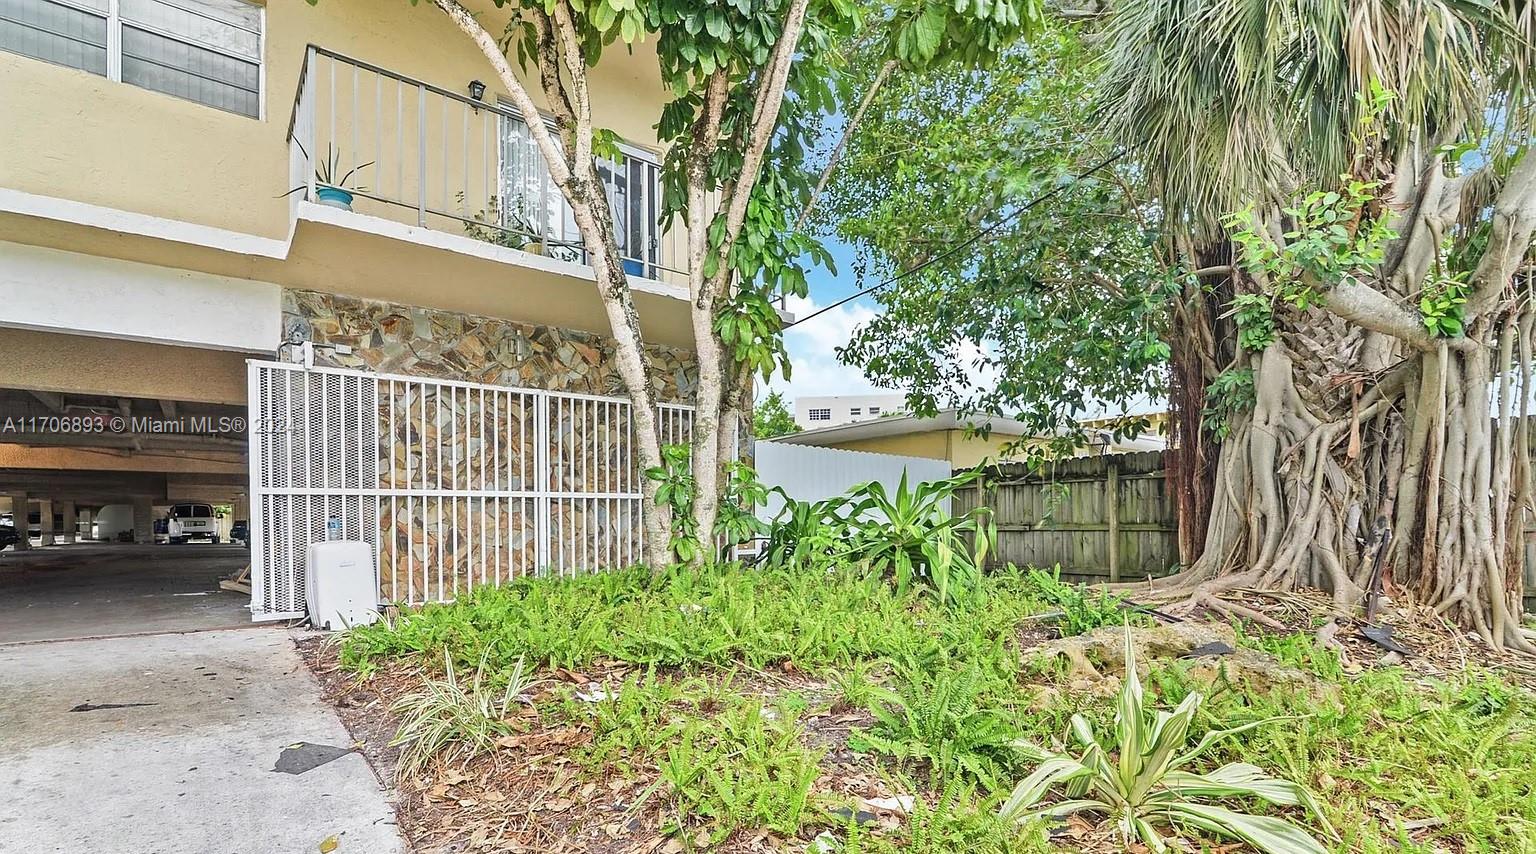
[1148,294,1534,652]
[1145,152,1536,652]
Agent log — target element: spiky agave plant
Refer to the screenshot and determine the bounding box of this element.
[998,625,1333,852]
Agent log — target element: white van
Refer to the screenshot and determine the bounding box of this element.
[168,503,221,544]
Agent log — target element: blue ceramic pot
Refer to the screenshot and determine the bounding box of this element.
[315,186,354,210]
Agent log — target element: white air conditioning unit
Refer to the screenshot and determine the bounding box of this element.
[304,540,379,630]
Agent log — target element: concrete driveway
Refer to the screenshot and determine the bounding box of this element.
[0,629,408,854]
[0,543,252,644]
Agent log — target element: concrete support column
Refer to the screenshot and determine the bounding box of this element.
[61,501,77,545]
[7,493,29,550]
[132,497,154,545]
[79,508,93,542]
[36,499,54,546]
[233,495,250,520]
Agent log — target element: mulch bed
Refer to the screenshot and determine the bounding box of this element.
[298,592,1534,854]
[299,640,917,853]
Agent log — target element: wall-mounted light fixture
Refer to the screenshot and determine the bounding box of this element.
[468,79,486,101]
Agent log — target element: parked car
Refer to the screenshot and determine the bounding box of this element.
[0,524,19,551]
[230,520,250,548]
[167,503,220,544]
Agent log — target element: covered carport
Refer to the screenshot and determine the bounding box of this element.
[0,330,257,643]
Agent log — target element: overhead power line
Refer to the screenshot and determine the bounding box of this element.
[785,150,1127,329]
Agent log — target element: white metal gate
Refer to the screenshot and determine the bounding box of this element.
[247,360,689,620]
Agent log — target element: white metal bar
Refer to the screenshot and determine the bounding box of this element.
[416,83,427,225]
[249,361,687,609]
[451,384,459,596]
[255,360,638,405]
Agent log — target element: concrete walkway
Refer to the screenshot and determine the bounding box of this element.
[0,629,408,854]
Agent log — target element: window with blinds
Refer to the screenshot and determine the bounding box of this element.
[0,0,262,118]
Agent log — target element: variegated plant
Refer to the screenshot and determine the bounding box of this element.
[998,626,1334,853]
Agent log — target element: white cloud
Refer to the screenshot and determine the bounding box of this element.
[768,294,895,402]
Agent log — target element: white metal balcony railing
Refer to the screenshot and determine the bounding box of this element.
[285,45,694,286]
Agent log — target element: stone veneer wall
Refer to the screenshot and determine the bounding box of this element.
[280,289,701,600]
[281,290,697,404]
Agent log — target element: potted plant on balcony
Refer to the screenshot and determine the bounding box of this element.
[459,194,544,255]
[285,143,373,212]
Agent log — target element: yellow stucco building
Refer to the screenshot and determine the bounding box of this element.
[769,410,1167,467]
[1,0,697,620]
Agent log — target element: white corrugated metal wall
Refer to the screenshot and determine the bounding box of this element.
[752,441,954,521]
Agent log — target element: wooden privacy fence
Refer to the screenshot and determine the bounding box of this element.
[953,451,1180,585]
[956,450,1536,611]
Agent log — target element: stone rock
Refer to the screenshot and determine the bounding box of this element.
[1028,622,1319,695]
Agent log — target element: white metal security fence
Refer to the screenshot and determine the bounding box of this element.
[247,360,690,620]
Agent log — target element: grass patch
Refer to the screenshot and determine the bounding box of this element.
[339,565,1536,852]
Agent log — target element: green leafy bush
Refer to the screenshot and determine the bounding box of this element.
[760,470,996,606]
[841,470,995,606]
[657,697,824,842]
[1021,566,1140,636]
[838,780,1050,854]
[850,663,1023,789]
[645,444,769,564]
[998,626,1333,853]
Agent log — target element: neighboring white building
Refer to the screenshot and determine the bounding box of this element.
[794,393,907,429]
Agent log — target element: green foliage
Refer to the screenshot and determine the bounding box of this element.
[1224,180,1395,309]
[850,663,1023,789]
[827,27,1170,437]
[342,562,1063,674]
[758,471,996,606]
[645,443,702,564]
[348,564,1536,851]
[999,626,1333,853]
[456,193,540,249]
[716,289,793,382]
[1020,566,1140,637]
[752,390,800,438]
[1229,293,1278,353]
[839,470,995,606]
[388,649,544,777]
[1092,0,1530,230]
[284,142,372,195]
[565,669,703,771]
[826,659,897,713]
[716,459,769,546]
[1420,270,1470,338]
[838,780,1051,853]
[658,696,824,842]
[1202,367,1256,438]
[643,445,767,564]
[1207,634,1536,852]
[759,489,845,570]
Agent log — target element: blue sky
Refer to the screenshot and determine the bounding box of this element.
[768,237,899,404]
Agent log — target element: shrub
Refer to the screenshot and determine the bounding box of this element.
[998,625,1333,853]
[389,649,543,777]
[760,470,996,606]
[657,697,824,842]
[1021,566,1140,636]
[849,663,1024,789]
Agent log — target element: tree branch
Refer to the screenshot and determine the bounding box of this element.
[529,11,577,150]
[1467,148,1536,320]
[549,0,595,168]
[793,58,898,232]
[432,0,571,190]
[708,0,813,292]
[1323,278,1473,351]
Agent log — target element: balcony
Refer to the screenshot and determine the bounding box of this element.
[285,45,693,290]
